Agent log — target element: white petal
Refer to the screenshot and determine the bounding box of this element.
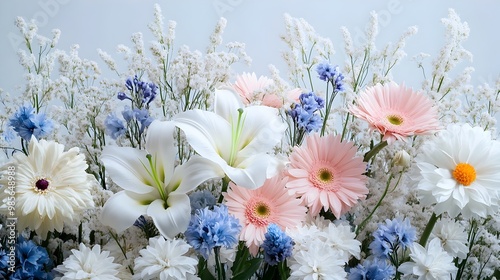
[237,106,286,157]
[214,88,244,121]
[224,154,271,189]
[145,120,177,184]
[147,193,191,239]
[101,146,153,194]
[101,191,151,233]
[168,156,224,194]
[174,109,232,164]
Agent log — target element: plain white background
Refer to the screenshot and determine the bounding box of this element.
[1,0,499,95]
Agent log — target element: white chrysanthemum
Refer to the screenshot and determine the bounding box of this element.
[0,137,94,238]
[432,219,469,259]
[399,238,457,279]
[55,243,121,280]
[415,123,500,218]
[133,236,199,280]
[288,240,347,280]
[322,222,361,262]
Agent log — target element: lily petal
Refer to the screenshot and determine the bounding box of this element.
[214,88,244,121]
[101,146,153,194]
[238,105,287,157]
[223,154,273,189]
[147,193,191,239]
[174,109,232,164]
[168,156,224,194]
[101,191,152,233]
[145,120,177,185]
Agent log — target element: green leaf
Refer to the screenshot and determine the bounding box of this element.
[231,258,262,280]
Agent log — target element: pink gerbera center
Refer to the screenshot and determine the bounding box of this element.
[245,198,272,227]
[386,114,404,125]
[309,165,337,191]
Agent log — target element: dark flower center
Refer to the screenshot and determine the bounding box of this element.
[35,179,49,191]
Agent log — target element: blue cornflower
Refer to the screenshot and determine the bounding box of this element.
[8,105,54,141]
[11,236,52,279]
[299,92,324,113]
[348,259,395,280]
[2,126,16,143]
[316,62,345,91]
[369,217,416,259]
[121,106,134,123]
[133,108,154,133]
[288,104,322,133]
[185,205,241,259]
[188,190,217,214]
[0,249,9,278]
[121,76,158,108]
[316,62,336,81]
[104,113,126,139]
[261,224,294,266]
[117,92,131,101]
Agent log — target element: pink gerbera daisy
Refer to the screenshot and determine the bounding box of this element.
[224,175,307,255]
[349,82,440,144]
[232,72,283,108]
[286,133,368,218]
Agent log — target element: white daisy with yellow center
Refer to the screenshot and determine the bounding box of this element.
[415,123,500,218]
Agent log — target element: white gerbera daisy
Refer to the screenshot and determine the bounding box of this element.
[415,123,500,218]
[288,240,347,280]
[133,236,199,280]
[55,243,122,280]
[0,136,94,238]
[399,238,457,279]
[432,218,469,259]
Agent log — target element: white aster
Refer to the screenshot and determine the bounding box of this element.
[288,239,347,280]
[0,137,94,239]
[399,238,457,280]
[54,243,121,280]
[415,123,500,219]
[133,236,199,280]
[432,218,469,259]
[100,120,223,239]
[174,88,287,189]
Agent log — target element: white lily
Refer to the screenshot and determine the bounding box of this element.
[100,120,223,239]
[174,88,287,189]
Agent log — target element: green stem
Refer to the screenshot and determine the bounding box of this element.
[419,212,440,246]
[356,174,393,236]
[214,247,225,280]
[363,140,388,163]
[218,177,230,203]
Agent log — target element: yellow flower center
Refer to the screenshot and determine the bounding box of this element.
[246,200,272,226]
[318,168,333,183]
[255,203,270,217]
[386,115,404,125]
[452,163,476,186]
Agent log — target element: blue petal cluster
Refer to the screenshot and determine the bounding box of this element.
[369,217,416,259]
[0,236,53,279]
[188,190,217,214]
[118,75,158,108]
[104,106,154,139]
[185,205,241,259]
[348,259,395,280]
[8,105,54,141]
[288,92,325,133]
[261,224,294,266]
[316,62,345,91]
[104,113,126,139]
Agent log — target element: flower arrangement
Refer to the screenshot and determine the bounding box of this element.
[1,4,499,280]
